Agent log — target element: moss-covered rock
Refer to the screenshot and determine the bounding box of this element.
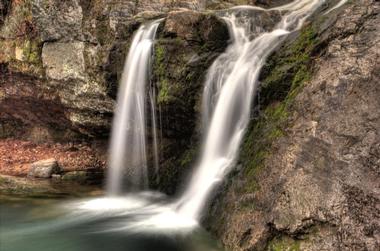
[239,24,320,193]
[267,236,301,251]
[151,10,229,193]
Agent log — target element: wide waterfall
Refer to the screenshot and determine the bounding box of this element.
[107,20,161,195]
[177,0,324,220]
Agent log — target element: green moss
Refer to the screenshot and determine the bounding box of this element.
[260,25,318,107]
[7,38,43,76]
[268,237,301,251]
[239,25,319,195]
[154,43,175,105]
[158,79,171,104]
[240,102,288,194]
[27,40,41,63]
[179,145,198,168]
[20,40,42,63]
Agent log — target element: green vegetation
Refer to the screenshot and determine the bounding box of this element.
[239,25,319,194]
[267,237,301,251]
[154,44,174,105]
[260,25,318,106]
[19,40,42,63]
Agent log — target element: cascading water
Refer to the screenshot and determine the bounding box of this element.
[107,20,161,195]
[149,86,160,182]
[2,2,355,251]
[177,0,324,220]
[91,0,339,230]
[324,0,348,14]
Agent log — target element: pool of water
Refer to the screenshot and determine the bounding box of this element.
[0,193,224,251]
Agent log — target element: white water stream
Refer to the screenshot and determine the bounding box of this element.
[107,20,161,195]
[177,0,324,220]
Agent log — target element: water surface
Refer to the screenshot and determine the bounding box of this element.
[0,193,223,251]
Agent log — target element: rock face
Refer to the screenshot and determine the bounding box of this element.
[0,0,228,140]
[28,158,60,178]
[32,0,83,41]
[206,1,380,250]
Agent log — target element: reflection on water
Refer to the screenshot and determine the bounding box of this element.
[0,193,223,251]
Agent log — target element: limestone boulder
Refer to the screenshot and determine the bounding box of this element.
[42,42,86,81]
[28,158,60,178]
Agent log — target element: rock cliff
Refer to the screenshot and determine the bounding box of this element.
[206,1,380,250]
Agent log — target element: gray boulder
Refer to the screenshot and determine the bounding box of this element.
[31,0,83,41]
[28,159,60,178]
[42,42,86,81]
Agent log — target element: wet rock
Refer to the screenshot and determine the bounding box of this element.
[0,174,58,195]
[205,0,292,9]
[164,10,228,43]
[61,171,87,182]
[61,170,104,185]
[136,0,204,12]
[28,158,60,178]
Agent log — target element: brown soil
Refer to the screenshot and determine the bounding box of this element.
[0,139,107,176]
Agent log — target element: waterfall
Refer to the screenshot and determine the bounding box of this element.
[99,0,331,230]
[324,0,348,14]
[107,20,161,195]
[177,0,324,220]
[149,86,160,183]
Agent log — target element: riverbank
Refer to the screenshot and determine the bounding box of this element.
[0,174,104,198]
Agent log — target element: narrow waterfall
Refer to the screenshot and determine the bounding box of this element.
[324,0,348,14]
[149,87,160,183]
[177,0,324,220]
[107,20,161,195]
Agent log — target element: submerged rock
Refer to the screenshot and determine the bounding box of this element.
[28,158,60,178]
[62,171,88,182]
[61,170,104,185]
